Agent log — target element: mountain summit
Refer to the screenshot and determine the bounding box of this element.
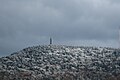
[0,45,120,80]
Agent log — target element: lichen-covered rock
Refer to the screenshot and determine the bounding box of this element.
[0,45,120,80]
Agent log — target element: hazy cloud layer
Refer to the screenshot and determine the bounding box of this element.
[0,0,120,56]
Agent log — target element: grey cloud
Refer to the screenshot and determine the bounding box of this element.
[0,0,120,56]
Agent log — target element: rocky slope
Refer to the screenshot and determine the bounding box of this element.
[0,45,120,80]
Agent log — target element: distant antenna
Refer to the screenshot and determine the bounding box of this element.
[50,37,52,45]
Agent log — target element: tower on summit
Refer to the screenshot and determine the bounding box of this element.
[50,37,52,45]
[118,26,120,49]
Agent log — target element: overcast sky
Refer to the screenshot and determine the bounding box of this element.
[0,0,120,56]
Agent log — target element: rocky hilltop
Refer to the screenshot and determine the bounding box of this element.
[0,45,120,80]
